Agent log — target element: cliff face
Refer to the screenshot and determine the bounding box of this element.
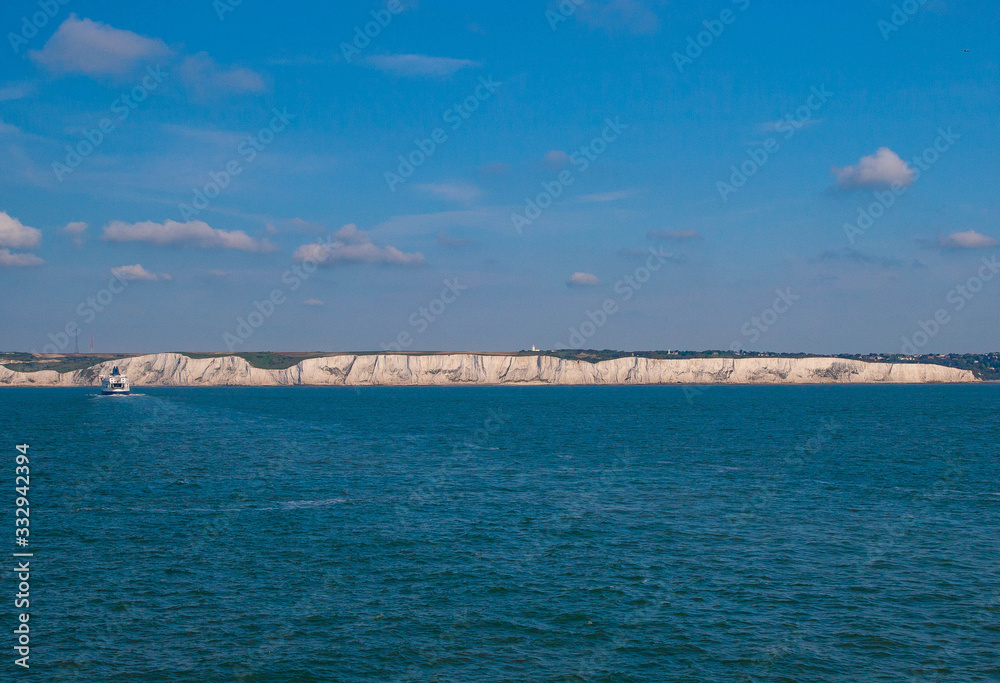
[0,353,977,386]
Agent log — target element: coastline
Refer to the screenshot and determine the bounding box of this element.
[0,352,978,387]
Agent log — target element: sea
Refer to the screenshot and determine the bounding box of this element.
[1,385,998,682]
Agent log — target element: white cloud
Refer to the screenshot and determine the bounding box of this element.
[578,189,639,203]
[568,272,601,286]
[416,183,482,204]
[110,264,170,281]
[831,147,915,189]
[544,150,571,168]
[293,224,424,266]
[0,120,20,134]
[0,211,42,249]
[0,249,43,267]
[102,220,276,252]
[366,54,480,77]
[647,229,699,241]
[574,0,661,35]
[330,223,369,244]
[30,15,172,78]
[179,52,266,98]
[303,299,324,306]
[0,82,33,102]
[63,221,88,245]
[938,230,998,249]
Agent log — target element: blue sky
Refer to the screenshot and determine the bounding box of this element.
[1,0,997,354]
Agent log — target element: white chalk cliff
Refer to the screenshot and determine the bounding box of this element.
[0,353,977,386]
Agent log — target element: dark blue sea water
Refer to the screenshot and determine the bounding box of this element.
[2,385,998,681]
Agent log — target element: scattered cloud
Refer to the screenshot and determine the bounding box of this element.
[0,249,43,267]
[102,220,276,252]
[647,229,699,241]
[365,54,480,78]
[478,162,510,175]
[0,120,20,135]
[30,15,172,78]
[812,248,904,269]
[578,188,639,203]
[0,82,33,102]
[0,211,42,249]
[293,224,424,266]
[416,183,482,204]
[544,150,571,168]
[568,272,601,287]
[303,299,325,306]
[437,231,471,247]
[936,230,998,250]
[831,147,915,189]
[111,264,170,281]
[574,0,661,35]
[179,52,267,98]
[330,224,370,245]
[63,221,88,245]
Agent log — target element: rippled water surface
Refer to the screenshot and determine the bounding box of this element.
[3,385,999,681]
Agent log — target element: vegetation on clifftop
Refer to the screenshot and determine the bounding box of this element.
[0,353,138,374]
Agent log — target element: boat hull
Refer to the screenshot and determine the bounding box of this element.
[101,388,130,395]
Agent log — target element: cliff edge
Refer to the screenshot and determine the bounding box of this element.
[0,353,977,386]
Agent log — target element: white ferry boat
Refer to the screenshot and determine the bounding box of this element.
[100,366,130,395]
